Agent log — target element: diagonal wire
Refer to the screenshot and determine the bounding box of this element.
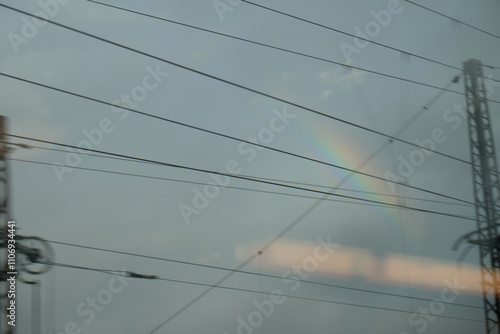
[2,3,500,104]
[484,64,500,71]
[8,138,474,207]
[403,0,500,41]
[237,0,500,84]
[239,0,456,69]
[1,6,499,172]
[145,76,478,333]
[11,157,474,210]
[45,238,482,310]
[10,143,474,207]
[5,133,476,219]
[0,73,481,203]
[47,260,484,326]
[79,0,500,87]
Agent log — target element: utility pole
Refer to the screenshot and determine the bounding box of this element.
[0,116,13,334]
[463,58,500,334]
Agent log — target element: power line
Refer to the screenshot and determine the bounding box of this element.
[237,0,500,85]
[10,0,500,100]
[1,72,489,203]
[80,0,490,82]
[11,158,474,212]
[0,1,488,324]
[7,133,477,219]
[0,70,479,203]
[2,3,500,106]
[49,1,488,326]
[3,66,467,211]
[45,238,482,310]
[484,64,500,71]
[150,71,481,329]
[0,72,486,193]
[1,7,499,167]
[47,260,484,326]
[11,157,437,211]
[140,83,478,333]
[403,0,500,41]
[0,7,497,172]
[41,261,125,276]
[148,253,260,333]
[0,70,480,328]
[237,0,454,68]
[13,143,474,208]
[80,1,499,86]
[0,2,488,331]
[13,137,489,332]
[0,6,498,176]
[12,146,483,329]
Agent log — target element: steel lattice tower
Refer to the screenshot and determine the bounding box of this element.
[464,58,500,334]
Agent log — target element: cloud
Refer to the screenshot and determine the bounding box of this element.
[320,89,333,99]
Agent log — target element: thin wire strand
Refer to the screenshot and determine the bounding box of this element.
[148,70,483,330]
[4,113,475,203]
[1,6,498,172]
[484,64,500,71]
[0,7,500,175]
[2,3,500,103]
[403,0,500,41]
[45,239,482,310]
[11,158,474,212]
[2,5,498,175]
[0,68,499,198]
[0,69,485,172]
[47,260,484,326]
[7,158,424,211]
[0,3,447,94]
[1,73,489,202]
[240,0,457,69]
[0,4,486,328]
[84,0,490,83]
[11,144,474,208]
[237,0,500,85]
[6,134,477,219]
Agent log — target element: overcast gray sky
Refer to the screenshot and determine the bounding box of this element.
[1,0,500,333]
